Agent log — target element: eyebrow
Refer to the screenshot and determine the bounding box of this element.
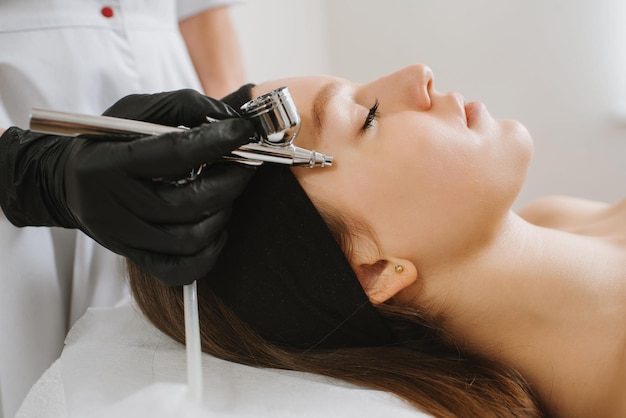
[312,81,341,138]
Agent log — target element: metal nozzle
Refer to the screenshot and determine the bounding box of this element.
[292,146,334,167]
[230,143,333,168]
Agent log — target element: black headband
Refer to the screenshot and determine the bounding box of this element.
[209,86,396,350]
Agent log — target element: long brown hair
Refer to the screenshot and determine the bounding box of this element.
[128,205,548,417]
[129,264,547,417]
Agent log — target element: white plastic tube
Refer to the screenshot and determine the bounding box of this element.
[183,281,203,402]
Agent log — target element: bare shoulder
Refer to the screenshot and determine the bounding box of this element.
[518,195,613,229]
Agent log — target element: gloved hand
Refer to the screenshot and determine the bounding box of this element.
[0,89,256,286]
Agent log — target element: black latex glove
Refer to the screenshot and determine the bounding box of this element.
[0,89,256,286]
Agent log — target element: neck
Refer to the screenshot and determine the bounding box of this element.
[413,212,625,417]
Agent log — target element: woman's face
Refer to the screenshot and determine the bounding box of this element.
[251,64,532,268]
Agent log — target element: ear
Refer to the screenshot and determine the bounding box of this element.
[354,257,417,304]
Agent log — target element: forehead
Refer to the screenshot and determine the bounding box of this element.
[252,75,347,110]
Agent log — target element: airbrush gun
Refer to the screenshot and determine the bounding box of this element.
[29,86,333,168]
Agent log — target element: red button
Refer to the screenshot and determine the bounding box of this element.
[101,6,114,18]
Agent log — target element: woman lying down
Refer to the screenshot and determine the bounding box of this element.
[127,64,625,418]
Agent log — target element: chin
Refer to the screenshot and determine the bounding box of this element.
[486,120,533,207]
[502,119,533,164]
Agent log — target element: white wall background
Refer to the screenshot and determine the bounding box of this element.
[232,0,626,208]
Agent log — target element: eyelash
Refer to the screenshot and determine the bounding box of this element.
[361,100,380,131]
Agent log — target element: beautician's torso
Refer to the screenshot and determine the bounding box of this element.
[0,1,207,415]
[0,0,203,128]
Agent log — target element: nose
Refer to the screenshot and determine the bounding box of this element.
[378,64,434,111]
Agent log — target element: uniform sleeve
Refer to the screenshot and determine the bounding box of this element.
[177,0,245,21]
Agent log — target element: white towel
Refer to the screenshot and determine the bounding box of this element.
[17,297,432,418]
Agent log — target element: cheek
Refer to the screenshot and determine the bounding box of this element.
[323,117,476,225]
[375,117,479,199]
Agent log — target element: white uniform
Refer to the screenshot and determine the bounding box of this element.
[0,1,238,416]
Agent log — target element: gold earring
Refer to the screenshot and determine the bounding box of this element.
[394,265,404,273]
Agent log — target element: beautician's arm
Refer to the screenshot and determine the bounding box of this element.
[180,6,246,98]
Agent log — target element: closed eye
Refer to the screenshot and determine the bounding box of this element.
[361,100,380,131]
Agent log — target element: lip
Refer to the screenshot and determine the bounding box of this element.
[464,101,483,127]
